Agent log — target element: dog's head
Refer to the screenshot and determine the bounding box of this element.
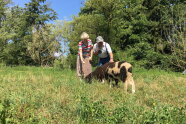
[85,73,93,83]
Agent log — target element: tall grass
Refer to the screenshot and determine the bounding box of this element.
[0,66,185,123]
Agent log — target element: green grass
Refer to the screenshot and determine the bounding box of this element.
[0,66,186,123]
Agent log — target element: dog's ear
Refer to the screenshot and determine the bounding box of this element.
[120,66,127,82]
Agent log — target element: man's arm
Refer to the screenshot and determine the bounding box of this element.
[106,43,114,62]
[93,44,100,55]
[109,52,114,62]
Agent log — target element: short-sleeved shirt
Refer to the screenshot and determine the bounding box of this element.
[93,42,112,58]
[78,39,93,57]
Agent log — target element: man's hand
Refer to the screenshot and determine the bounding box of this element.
[109,58,114,62]
[94,47,101,55]
[109,53,114,62]
[96,48,101,54]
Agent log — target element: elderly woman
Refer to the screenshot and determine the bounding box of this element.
[76,32,93,78]
[93,36,114,66]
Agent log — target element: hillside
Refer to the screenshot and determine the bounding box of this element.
[0,66,186,123]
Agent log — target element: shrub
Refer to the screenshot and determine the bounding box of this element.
[53,57,69,69]
[0,62,6,68]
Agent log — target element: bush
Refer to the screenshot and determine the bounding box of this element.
[119,42,173,70]
[66,54,77,69]
[0,62,6,68]
[53,57,69,69]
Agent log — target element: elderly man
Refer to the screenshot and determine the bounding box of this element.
[93,36,114,66]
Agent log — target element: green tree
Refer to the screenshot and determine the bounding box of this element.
[22,0,57,65]
[143,0,186,70]
[27,25,60,66]
[0,0,57,65]
[63,0,155,68]
[24,0,57,29]
[0,0,10,27]
[64,0,186,71]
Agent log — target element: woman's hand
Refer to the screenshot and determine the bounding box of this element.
[81,60,85,64]
[89,57,92,61]
[89,57,93,64]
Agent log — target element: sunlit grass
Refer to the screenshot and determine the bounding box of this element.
[0,66,185,123]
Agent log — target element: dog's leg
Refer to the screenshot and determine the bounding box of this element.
[101,79,105,84]
[109,81,112,88]
[106,76,112,88]
[124,80,128,93]
[130,77,135,93]
[128,73,135,93]
[114,79,119,87]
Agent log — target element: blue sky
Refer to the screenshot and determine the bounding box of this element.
[12,0,85,21]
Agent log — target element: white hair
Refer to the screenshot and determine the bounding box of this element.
[80,32,89,39]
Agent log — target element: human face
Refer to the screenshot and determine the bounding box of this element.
[98,42,103,48]
[82,39,88,42]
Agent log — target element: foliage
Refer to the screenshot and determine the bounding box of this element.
[0,0,58,66]
[24,0,57,29]
[27,25,60,66]
[62,0,186,71]
[0,0,185,70]
[53,56,69,69]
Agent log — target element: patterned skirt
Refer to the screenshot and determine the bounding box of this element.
[76,56,92,78]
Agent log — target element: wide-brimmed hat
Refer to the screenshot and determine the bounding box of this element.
[96,36,104,43]
[80,32,89,39]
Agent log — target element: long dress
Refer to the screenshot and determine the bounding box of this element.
[76,39,93,78]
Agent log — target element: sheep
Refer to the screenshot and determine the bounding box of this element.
[85,61,135,93]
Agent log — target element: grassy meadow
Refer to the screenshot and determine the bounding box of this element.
[0,66,186,123]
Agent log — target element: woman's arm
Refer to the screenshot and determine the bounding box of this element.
[90,49,93,60]
[79,49,85,63]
